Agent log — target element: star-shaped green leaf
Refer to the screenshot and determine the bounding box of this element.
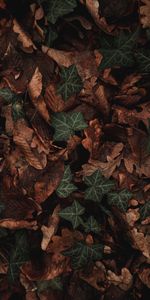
[99,29,139,70]
[84,170,115,203]
[59,200,85,229]
[107,189,132,212]
[47,0,77,24]
[56,165,77,198]
[84,216,100,234]
[140,201,150,221]
[51,111,87,141]
[57,65,83,101]
[37,276,63,292]
[63,241,103,269]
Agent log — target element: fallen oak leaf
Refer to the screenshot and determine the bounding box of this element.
[140,0,150,28]
[131,228,150,259]
[107,268,133,291]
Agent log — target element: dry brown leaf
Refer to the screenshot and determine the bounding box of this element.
[0,219,37,230]
[126,208,140,227]
[34,160,64,203]
[44,83,65,112]
[80,0,115,32]
[107,268,133,291]
[13,19,36,51]
[131,228,150,259]
[140,0,150,28]
[94,84,110,117]
[42,47,74,67]
[21,253,71,281]
[139,268,150,288]
[47,228,83,254]
[41,205,60,251]
[13,119,47,170]
[82,119,102,158]
[79,266,106,291]
[28,68,50,123]
[81,144,123,178]
[0,0,6,9]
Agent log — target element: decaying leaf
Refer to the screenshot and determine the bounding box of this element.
[140,0,150,28]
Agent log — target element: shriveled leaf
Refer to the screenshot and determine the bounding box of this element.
[107,189,132,212]
[57,65,83,101]
[51,111,87,141]
[47,0,77,24]
[59,201,85,229]
[140,201,150,221]
[84,170,115,203]
[84,216,100,234]
[56,165,77,198]
[7,230,29,283]
[63,241,103,269]
[99,30,139,70]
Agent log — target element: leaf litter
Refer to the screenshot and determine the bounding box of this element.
[0,0,150,299]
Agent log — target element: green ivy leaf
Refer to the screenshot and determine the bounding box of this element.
[56,165,77,198]
[107,189,132,212]
[45,27,58,47]
[51,111,87,141]
[140,201,150,221]
[37,276,63,292]
[0,88,17,103]
[12,100,24,121]
[84,216,100,234]
[59,200,85,229]
[47,0,77,24]
[99,29,138,70]
[135,50,150,73]
[63,241,103,269]
[7,230,29,283]
[84,170,115,203]
[57,65,83,101]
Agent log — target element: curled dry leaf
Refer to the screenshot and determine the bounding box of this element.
[131,228,150,259]
[13,119,47,170]
[107,268,133,291]
[13,19,36,52]
[28,68,50,123]
[94,84,110,117]
[41,205,61,251]
[140,0,150,28]
[0,219,37,230]
[44,83,65,112]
